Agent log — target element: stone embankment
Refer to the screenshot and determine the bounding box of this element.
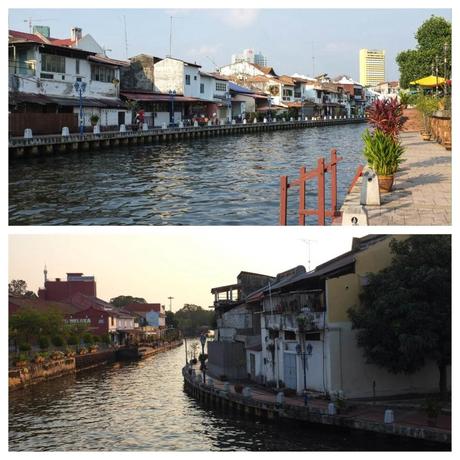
[9,341,183,391]
[183,366,451,446]
[9,117,366,158]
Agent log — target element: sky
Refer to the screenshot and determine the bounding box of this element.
[8,8,452,82]
[8,228,377,311]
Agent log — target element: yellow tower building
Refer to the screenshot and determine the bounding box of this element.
[359,49,385,87]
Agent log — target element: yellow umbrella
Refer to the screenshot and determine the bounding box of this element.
[409,75,446,87]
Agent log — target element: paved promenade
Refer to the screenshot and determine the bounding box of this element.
[340,132,451,225]
[188,367,450,445]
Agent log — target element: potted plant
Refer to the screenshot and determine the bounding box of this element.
[362,129,405,193]
[234,383,243,394]
[422,398,441,427]
[15,353,29,368]
[90,114,100,126]
[333,390,347,414]
[416,94,439,140]
[366,99,405,140]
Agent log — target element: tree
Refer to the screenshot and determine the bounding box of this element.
[9,307,44,344]
[9,307,66,347]
[8,279,37,299]
[165,311,178,329]
[110,295,146,308]
[397,16,451,89]
[348,236,451,398]
[174,304,214,337]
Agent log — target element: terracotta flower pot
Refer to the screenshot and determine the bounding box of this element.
[422,133,431,141]
[378,175,394,193]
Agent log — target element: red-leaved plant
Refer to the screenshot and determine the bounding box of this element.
[366,99,406,140]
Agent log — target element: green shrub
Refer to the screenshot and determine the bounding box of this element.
[83,333,93,345]
[101,334,111,345]
[67,335,78,346]
[362,129,405,175]
[17,352,29,362]
[38,336,50,350]
[51,335,65,347]
[18,342,31,352]
[92,335,100,343]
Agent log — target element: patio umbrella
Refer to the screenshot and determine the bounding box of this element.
[409,75,447,87]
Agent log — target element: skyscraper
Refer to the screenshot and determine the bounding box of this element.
[359,49,385,87]
[231,48,268,66]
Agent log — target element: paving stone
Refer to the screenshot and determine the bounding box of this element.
[339,132,451,226]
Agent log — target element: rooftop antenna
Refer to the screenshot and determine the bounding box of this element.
[123,15,129,59]
[102,46,112,57]
[23,17,55,34]
[168,16,174,57]
[43,264,48,284]
[299,239,316,272]
[312,42,316,78]
[206,55,219,72]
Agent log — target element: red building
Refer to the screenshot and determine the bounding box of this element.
[38,271,97,302]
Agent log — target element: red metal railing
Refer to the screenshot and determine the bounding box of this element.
[279,149,343,225]
[347,164,364,194]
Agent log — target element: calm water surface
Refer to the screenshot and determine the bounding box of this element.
[9,125,366,225]
[9,344,445,451]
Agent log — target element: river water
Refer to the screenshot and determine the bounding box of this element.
[9,343,445,451]
[9,125,366,225]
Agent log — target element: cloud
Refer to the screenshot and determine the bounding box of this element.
[218,9,259,29]
[188,44,223,57]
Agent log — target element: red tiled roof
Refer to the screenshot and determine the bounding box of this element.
[8,296,83,315]
[89,54,129,67]
[124,303,162,313]
[277,75,295,86]
[49,38,75,46]
[9,29,47,43]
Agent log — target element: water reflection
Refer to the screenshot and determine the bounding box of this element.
[10,126,366,225]
[9,344,446,451]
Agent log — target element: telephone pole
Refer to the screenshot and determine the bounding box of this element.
[168,296,174,312]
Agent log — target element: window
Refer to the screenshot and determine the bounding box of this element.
[194,75,197,80]
[284,330,296,341]
[215,82,227,92]
[200,83,204,94]
[91,64,115,83]
[185,74,191,85]
[75,59,80,75]
[41,53,65,74]
[40,73,54,80]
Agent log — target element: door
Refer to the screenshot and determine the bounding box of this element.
[249,353,256,379]
[118,111,125,125]
[283,353,297,389]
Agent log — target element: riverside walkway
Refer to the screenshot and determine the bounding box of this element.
[183,366,451,446]
[339,132,451,225]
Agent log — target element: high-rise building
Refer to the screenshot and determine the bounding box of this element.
[359,49,385,87]
[231,48,268,67]
[254,51,267,67]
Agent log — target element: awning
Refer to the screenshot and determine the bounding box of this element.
[410,75,447,87]
[9,92,127,108]
[121,92,211,103]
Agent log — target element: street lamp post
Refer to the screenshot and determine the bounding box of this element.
[200,332,207,384]
[268,96,272,122]
[443,42,449,98]
[296,341,313,406]
[435,56,439,95]
[226,92,232,124]
[74,81,87,136]
[169,90,176,126]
